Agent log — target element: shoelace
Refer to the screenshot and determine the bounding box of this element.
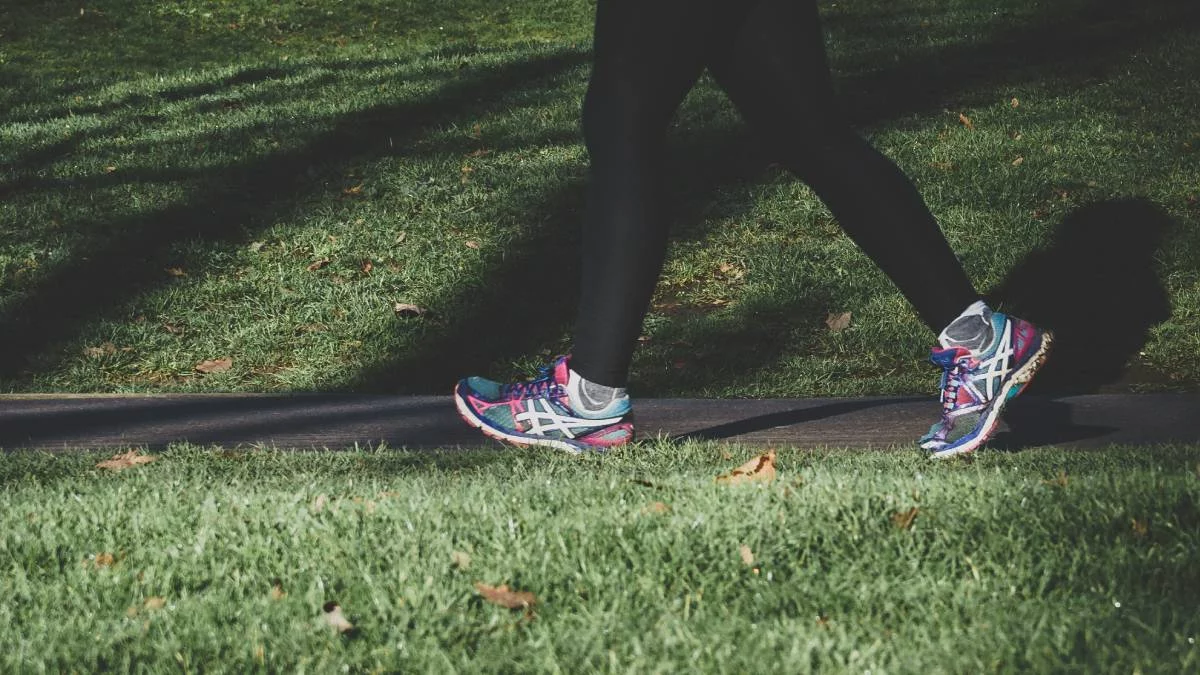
[501,365,559,400]
[938,356,975,417]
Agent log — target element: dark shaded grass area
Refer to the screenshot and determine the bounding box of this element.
[1,0,1198,394]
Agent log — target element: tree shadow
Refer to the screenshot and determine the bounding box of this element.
[3,0,1197,397]
[0,48,591,382]
[987,198,1174,394]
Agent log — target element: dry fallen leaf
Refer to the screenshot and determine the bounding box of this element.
[464,240,480,249]
[93,552,116,568]
[716,450,777,486]
[451,551,472,570]
[104,165,117,173]
[1042,470,1069,488]
[321,602,354,633]
[1131,518,1149,538]
[393,302,427,318]
[825,311,852,332]
[475,582,536,610]
[1011,97,1020,108]
[143,596,166,611]
[311,494,328,513]
[642,501,670,515]
[83,343,117,358]
[96,450,156,471]
[891,507,920,530]
[270,581,287,600]
[958,112,975,130]
[360,259,373,275]
[1011,156,1025,167]
[306,258,331,272]
[342,184,363,196]
[739,544,754,566]
[165,267,187,277]
[194,357,233,374]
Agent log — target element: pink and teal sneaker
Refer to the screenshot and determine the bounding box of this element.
[920,312,1053,458]
[454,356,634,453]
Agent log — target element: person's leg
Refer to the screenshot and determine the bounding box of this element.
[453,0,737,450]
[705,0,1052,457]
[704,0,979,333]
[568,0,727,388]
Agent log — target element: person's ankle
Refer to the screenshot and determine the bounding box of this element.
[566,368,630,419]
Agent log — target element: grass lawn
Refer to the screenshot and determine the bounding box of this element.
[2,0,1199,396]
[2,443,1198,672]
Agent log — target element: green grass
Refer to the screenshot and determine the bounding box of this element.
[2,443,1198,671]
[2,0,1199,396]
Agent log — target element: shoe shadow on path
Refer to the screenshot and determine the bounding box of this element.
[985,197,1174,448]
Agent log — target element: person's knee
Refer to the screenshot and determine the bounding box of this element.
[582,79,675,158]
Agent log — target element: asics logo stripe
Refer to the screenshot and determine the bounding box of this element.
[514,399,624,438]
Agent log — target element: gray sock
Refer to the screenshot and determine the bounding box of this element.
[938,300,995,354]
[577,378,627,413]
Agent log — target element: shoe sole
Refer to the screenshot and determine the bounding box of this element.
[929,331,1055,459]
[453,383,593,454]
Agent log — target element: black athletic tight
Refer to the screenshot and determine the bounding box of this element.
[570,0,980,387]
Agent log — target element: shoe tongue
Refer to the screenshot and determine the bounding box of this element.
[552,356,571,385]
[930,346,972,368]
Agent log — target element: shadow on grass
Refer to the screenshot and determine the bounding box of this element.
[0,47,592,383]
[2,0,1196,397]
[988,198,1174,394]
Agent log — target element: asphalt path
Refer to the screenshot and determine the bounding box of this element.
[1,393,1196,451]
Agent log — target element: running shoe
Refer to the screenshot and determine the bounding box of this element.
[454,356,634,452]
[920,312,1053,458]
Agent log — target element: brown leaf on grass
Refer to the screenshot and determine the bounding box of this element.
[342,184,363,196]
[891,507,920,530]
[1131,518,1149,538]
[93,552,116,568]
[451,551,472,570]
[194,357,233,374]
[958,112,975,130]
[475,582,536,610]
[642,501,670,515]
[1011,97,1020,108]
[464,240,480,249]
[716,450,777,486]
[143,596,166,611]
[360,259,373,275]
[306,258,330,272]
[165,267,187,277]
[104,165,117,174]
[393,302,428,318]
[270,580,287,600]
[739,544,754,566]
[465,148,491,158]
[162,322,185,335]
[1011,156,1025,167]
[1042,470,1069,488]
[96,450,156,471]
[471,123,483,140]
[321,602,354,633]
[816,614,831,628]
[83,343,117,358]
[825,311,852,332]
[310,494,328,513]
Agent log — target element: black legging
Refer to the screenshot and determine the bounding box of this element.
[570,0,979,387]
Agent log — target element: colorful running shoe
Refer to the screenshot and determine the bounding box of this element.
[454,356,634,453]
[920,312,1053,458]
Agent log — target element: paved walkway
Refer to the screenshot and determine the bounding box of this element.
[2,393,1196,451]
